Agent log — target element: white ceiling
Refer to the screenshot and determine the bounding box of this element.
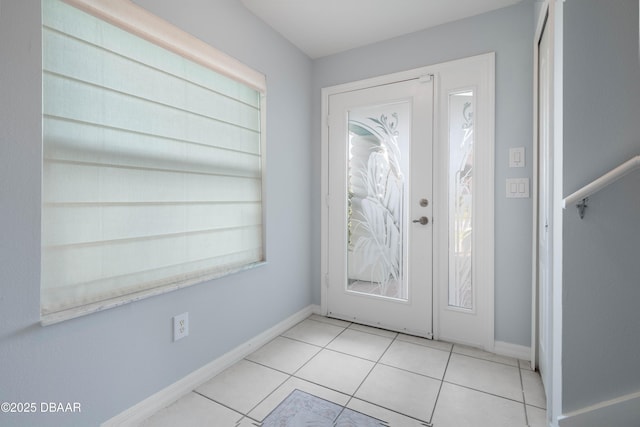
[240,0,524,59]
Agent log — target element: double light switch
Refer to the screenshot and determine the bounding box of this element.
[507,147,529,198]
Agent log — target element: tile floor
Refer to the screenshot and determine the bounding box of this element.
[141,315,547,427]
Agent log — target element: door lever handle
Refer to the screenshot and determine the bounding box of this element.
[412,216,429,225]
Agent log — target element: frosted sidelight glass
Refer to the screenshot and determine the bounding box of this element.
[41,0,265,320]
[346,102,410,301]
[448,91,474,310]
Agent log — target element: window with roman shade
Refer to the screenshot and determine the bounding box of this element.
[41,0,267,324]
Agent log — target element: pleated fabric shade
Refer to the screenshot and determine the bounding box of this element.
[41,0,266,322]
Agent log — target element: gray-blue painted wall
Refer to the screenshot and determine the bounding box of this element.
[311,1,536,347]
[0,1,312,425]
[562,0,640,413]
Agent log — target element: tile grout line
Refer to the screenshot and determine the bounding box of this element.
[346,332,435,426]
[321,327,431,425]
[291,317,524,424]
[288,322,451,381]
[245,318,354,422]
[451,348,521,368]
[428,343,454,426]
[245,316,364,422]
[233,318,349,422]
[349,396,434,426]
[344,330,433,425]
[518,362,530,426]
[236,359,291,421]
[440,379,527,405]
[191,390,255,424]
[344,330,399,409]
[375,360,450,383]
[203,316,526,426]
[288,321,366,426]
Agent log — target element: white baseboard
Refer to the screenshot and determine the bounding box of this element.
[102,304,318,426]
[493,340,531,361]
[558,390,640,427]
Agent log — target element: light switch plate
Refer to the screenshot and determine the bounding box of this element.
[506,178,530,198]
[509,147,525,168]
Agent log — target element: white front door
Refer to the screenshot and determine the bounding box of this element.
[326,78,434,337]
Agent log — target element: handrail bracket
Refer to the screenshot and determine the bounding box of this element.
[576,197,588,219]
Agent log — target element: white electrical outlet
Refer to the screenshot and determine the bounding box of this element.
[173,312,189,341]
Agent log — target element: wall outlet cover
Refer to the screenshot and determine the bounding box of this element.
[173,312,189,341]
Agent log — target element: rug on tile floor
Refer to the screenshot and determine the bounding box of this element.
[260,389,386,426]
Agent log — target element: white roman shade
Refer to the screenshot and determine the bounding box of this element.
[41,0,266,323]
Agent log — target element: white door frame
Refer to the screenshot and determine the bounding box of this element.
[321,53,495,350]
[532,0,564,424]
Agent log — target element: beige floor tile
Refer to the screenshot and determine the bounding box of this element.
[196,360,288,414]
[248,376,350,421]
[326,328,393,361]
[355,364,440,422]
[140,392,242,427]
[432,382,527,427]
[295,349,374,394]
[281,319,345,347]
[522,369,547,409]
[445,353,523,402]
[246,336,320,374]
[347,398,430,427]
[526,405,547,427]
[380,339,450,380]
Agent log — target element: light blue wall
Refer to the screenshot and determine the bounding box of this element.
[311,1,536,346]
[0,0,312,425]
[562,0,640,413]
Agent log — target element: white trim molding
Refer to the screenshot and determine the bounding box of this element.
[558,390,640,427]
[101,305,319,426]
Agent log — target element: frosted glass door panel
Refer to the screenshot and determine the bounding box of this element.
[347,103,410,301]
[448,91,474,310]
